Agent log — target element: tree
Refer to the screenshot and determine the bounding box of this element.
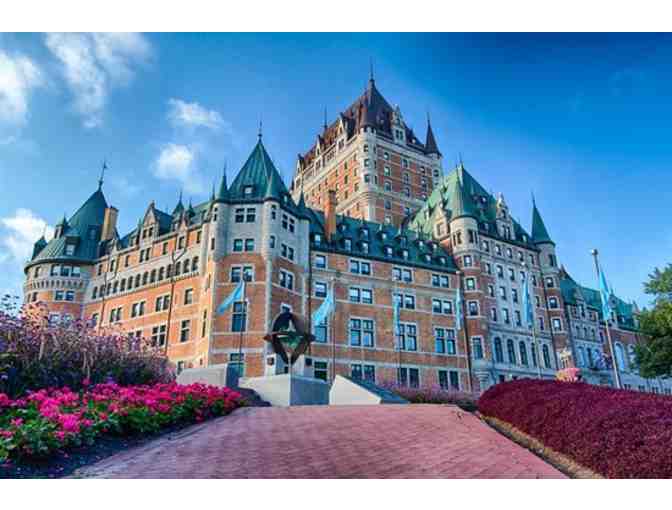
[634,265,672,379]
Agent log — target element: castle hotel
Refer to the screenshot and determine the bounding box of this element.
[22,75,671,394]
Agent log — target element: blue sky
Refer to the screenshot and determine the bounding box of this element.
[1,33,670,306]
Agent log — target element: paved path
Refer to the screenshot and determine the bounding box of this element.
[74,405,565,478]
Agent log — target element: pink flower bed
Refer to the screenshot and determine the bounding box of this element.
[478,379,672,478]
[0,382,243,462]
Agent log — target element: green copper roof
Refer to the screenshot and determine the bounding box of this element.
[409,164,534,248]
[450,174,477,220]
[531,199,554,245]
[28,188,109,268]
[559,268,637,330]
[216,170,228,201]
[229,139,287,201]
[308,209,457,273]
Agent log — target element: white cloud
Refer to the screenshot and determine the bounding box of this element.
[152,143,205,194]
[0,208,53,264]
[111,175,141,197]
[0,50,43,126]
[44,33,151,128]
[167,98,226,131]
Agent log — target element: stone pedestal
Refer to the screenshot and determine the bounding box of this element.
[239,373,329,406]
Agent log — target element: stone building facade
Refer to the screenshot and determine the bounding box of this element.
[22,77,671,394]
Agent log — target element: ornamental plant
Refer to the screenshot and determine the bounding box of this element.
[0,382,243,462]
[0,301,173,398]
[478,379,672,478]
[381,381,478,410]
[555,367,582,382]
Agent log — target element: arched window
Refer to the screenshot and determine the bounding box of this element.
[135,274,141,288]
[142,272,149,285]
[519,341,528,366]
[530,343,538,367]
[150,269,156,283]
[183,259,190,273]
[578,346,586,367]
[192,256,199,272]
[174,261,181,276]
[494,338,504,363]
[542,345,551,368]
[615,343,626,371]
[507,339,516,364]
[158,267,164,281]
[628,345,636,365]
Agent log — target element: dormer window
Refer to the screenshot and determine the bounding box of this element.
[65,244,75,256]
[401,249,409,260]
[439,256,446,265]
[384,246,393,257]
[243,185,253,196]
[360,228,369,239]
[361,241,369,254]
[424,254,431,262]
[344,239,352,251]
[314,234,322,245]
[381,232,387,241]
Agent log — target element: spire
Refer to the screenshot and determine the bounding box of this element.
[450,176,477,221]
[323,107,328,131]
[369,58,375,84]
[217,164,229,201]
[258,118,263,140]
[98,160,107,190]
[531,196,554,245]
[425,114,441,157]
[172,190,184,216]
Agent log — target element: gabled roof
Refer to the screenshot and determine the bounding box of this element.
[408,164,535,248]
[531,199,554,245]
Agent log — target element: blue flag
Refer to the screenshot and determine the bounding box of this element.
[312,284,334,326]
[455,284,464,331]
[216,280,244,316]
[521,271,534,329]
[598,263,613,321]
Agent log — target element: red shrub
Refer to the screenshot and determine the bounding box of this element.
[478,379,672,478]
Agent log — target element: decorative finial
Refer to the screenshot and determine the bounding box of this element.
[531,190,536,205]
[369,58,374,83]
[178,189,183,204]
[258,118,263,140]
[98,160,107,190]
[323,107,328,131]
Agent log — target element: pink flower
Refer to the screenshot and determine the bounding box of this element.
[10,418,23,428]
[54,431,66,441]
[0,393,10,408]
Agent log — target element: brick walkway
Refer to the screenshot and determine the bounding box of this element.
[74,405,565,478]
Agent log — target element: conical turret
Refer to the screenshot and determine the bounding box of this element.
[531,197,554,245]
[425,115,441,157]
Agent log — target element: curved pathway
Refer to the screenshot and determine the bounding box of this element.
[74,405,565,479]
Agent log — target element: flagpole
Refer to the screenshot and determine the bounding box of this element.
[523,262,542,379]
[591,249,622,389]
[237,279,246,379]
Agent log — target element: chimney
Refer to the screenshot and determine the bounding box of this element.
[101,206,119,241]
[324,190,337,242]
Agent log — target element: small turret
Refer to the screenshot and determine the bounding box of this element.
[531,196,554,246]
[217,168,228,202]
[424,115,441,157]
[172,191,184,217]
[32,236,47,259]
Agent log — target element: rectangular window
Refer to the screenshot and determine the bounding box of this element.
[151,324,167,347]
[246,207,256,223]
[314,319,328,343]
[349,318,375,347]
[244,238,255,251]
[349,259,371,275]
[392,267,412,283]
[432,274,450,288]
[314,254,327,269]
[397,367,419,388]
[184,288,194,305]
[397,323,418,351]
[315,281,327,298]
[279,270,294,290]
[233,239,243,252]
[232,302,247,332]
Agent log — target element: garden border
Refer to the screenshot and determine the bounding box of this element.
[478,413,602,479]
